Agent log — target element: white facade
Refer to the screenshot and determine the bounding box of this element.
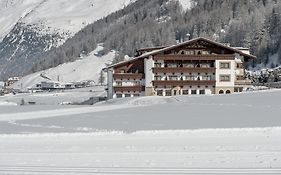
[106,68,114,99]
[144,56,154,96]
[215,60,235,88]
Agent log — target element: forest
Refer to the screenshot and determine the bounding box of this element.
[30,0,281,73]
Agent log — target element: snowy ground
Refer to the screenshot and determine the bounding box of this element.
[0,86,106,106]
[0,90,281,173]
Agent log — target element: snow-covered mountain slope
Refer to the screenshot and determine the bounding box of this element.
[11,45,114,90]
[0,0,135,42]
[0,0,42,41]
[177,0,192,10]
[0,0,135,80]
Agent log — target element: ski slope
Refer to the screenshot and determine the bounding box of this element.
[11,46,114,91]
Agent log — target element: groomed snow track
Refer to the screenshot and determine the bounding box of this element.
[0,166,281,175]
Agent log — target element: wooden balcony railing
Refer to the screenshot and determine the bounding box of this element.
[153,80,216,86]
[153,67,216,73]
[113,73,145,80]
[113,86,145,92]
[154,54,235,61]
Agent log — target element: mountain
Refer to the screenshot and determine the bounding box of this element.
[30,0,281,75]
[0,0,135,80]
[1,0,281,81]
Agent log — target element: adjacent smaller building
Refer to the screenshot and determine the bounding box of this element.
[105,37,256,99]
[5,77,20,87]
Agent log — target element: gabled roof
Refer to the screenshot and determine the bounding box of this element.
[105,37,257,69]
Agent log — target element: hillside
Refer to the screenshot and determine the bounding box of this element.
[0,0,135,80]
[31,0,281,77]
[11,45,114,90]
[1,0,281,82]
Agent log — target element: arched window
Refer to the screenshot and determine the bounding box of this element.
[219,90,224,94]
[226,90,231,94]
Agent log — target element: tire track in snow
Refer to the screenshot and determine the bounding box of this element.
[0,166,281,174]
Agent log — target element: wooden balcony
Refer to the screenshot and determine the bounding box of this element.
[113,86,145,92]
[153,80,216,86]
[113,73,145,80]
[153,67,216,73]
[154,54,235,61]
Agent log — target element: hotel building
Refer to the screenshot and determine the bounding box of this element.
[104,37,256,99]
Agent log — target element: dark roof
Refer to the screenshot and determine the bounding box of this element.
[105,37,257,69]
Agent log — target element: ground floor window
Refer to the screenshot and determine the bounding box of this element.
[191,90,197,95]
[165,90,172,96]
[219,90,224,94]
[199,90,205,95]
[157,90,163,96]
[133,94,140,97]
[125,94,131,98]
[226,90,231,94]
[182,90,189,95]
[234,87,243,92]
[116,94,123,98]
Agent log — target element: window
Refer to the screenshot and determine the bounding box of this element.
[133,94,140,97]
[236,76,244,81]
[116,94,123,98]
[168,76,178,81]
[165,90,172,96]
[116,81,122,86]
[133,81,141,86]
[154,76,162,81]
[191,90,197,95]
[220,75,231,82]
[220,62,230,69]
[154,63,162,68]
[182,90,189,95]
[157,90,163,96]
[186,75,195,80]
[236,63,243,69]
[226,90,231,94]
[199,90,205,95]
[125,94,131,98]
[202,75,212,80]
[219,90,224,94]
[173,90,177,96]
